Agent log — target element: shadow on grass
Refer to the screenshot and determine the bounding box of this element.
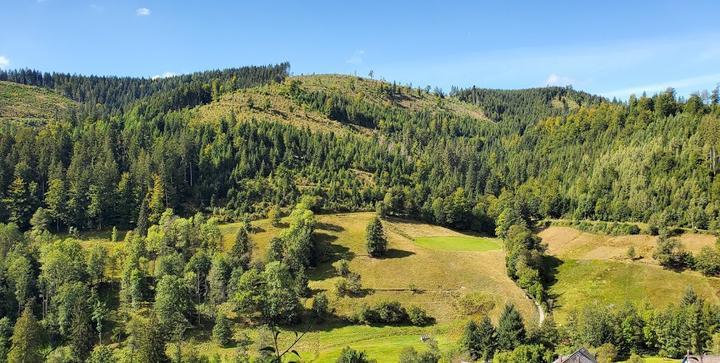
[381,248,415,259]
[542,255,564,310]
[316,222,345,232]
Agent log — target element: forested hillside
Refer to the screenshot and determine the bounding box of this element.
[1,66,718,235]
[2,63,720,362]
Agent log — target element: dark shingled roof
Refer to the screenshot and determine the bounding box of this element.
[552,347,597,363]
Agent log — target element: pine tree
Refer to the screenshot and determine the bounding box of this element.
[8,307,43,363]
[366,216,387,257]
[135,195,150,236]
[45,177,67,232]
[148,175,166,225]
[476,315,497,360]
[212,313,232,347]
[496,303,525,351]
[4,176,31,230]
[230,226,253,268]
[136,314,169,363]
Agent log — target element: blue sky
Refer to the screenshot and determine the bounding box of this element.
[1,0,719,99]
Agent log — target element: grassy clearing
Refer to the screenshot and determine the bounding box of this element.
[414,235,501,252]
[549,259,720,321]
[214,212,537,359]
[0,81,76,123]
[540,226,715,263]
[191,74,488,134]
[540,226,720,321]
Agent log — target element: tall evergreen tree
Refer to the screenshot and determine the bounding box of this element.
[366,216,387,258]
[8,307,43,363]
[496,303,525,351]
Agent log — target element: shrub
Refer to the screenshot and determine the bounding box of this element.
[407,306,433,326]
[653,237,694,270]
[336,259,351,277]
[312,292,330,321]
[359,301,409,325]
[335,272,362,296]
[399,346,440,363]
[336,347,372,363]
[696,246,720,276]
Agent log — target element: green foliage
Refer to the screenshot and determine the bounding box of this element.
[212,313,232,347]
[407,306,433,326]
[356,301,430,326]
[8,307,43,363]
[312,292,330,321]
[462,316,496,361]
[496,304,525,352]
[154,275,191,333]
[653,237,694,270]
[491,344,547,363]
[87,345,116,363]
[398,346,440,363]
[696,246,720,276]
[336,346,373,363]
[366,217,387,258]
[0,317,11,361]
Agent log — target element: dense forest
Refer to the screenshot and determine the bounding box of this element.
[1,63,720,362]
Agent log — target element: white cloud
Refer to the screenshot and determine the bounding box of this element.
[545,73,574,87]
[0,56,9,69]
[152,72,176,80]
[136,7,151,16]
[346,50,365,65]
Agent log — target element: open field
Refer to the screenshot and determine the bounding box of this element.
[214,212,537,360]
[540,226,720,321]
[414,236,501,252]
[540,226,716,263]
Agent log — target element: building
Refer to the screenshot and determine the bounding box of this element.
[552,348,597,363]
[683,354,720,363]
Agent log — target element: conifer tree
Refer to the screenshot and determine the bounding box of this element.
[366,216,387,257]
[8,307,43,363]
[496,303,525,351]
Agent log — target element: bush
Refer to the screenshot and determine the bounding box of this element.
[407,305,433,326]
[696,246,720,276]
[335,272,362,296]
[357,301,432,326]
[360,301,408,325]
[653,237,694,270]
[399,346,440,363]
[336,347,372,363]
[312,292,330,321]
[336,259,351,277]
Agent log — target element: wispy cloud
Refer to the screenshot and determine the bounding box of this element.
[346,50,365,65]
[90,3,104,12]
[545,73,574,87]
[602,73,720,98]
[152,72,176,80]
[374,33,720,97]
[0,56,9,69]
[136,7,151,16]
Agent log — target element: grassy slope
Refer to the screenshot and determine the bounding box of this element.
[0,81,76,123]
[540,226,720,321]
[191,74,488,134]
[212,212,535,361]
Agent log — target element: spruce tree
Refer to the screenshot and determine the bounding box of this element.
[212,313,232,347]
[496,303,525,351]
[230,226,253,268]
[366,216,387,257]
[8,307,43,363]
